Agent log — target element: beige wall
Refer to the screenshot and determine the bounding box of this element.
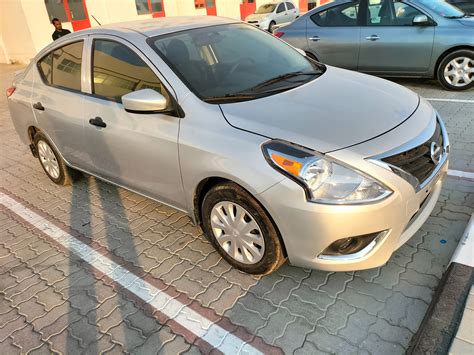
[216,0,240,19]
[0,0,325,64]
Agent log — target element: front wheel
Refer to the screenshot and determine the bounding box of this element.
[201,182,285,275]
[268,21,276,33]
[437,50,474,91]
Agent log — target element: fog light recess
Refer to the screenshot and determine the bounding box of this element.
[319,231,388,260]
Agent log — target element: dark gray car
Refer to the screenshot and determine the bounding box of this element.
[276,0,474,90]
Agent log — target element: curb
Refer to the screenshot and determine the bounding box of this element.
[407,215,474,354]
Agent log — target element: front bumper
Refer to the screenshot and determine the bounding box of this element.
[258,114,449,272]
[247,20,270,30]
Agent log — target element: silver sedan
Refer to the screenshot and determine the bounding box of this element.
[275,0,474,90]
[7,16,449,274]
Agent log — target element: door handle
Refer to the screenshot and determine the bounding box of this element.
[33,102,44,111]
[365,35,380,41]
[308,36,321,42]
[89,116,107,128]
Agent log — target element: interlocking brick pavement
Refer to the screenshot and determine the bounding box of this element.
[1,64,473,354]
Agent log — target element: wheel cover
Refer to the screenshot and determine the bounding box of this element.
[444,56,474,87]
[38,140,60,179]
[210,201,265,265]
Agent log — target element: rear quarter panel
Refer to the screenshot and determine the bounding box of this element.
[7,64,36,145]
[276,17,309,52]
[430,23,474,75]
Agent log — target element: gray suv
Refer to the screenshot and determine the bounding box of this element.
[275,0,474,90]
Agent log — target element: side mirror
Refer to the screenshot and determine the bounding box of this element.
[413,14,430,26]
[122,89,168,113]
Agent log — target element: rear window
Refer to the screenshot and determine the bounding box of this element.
[38,41,83,92]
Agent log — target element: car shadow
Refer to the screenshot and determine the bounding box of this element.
[66,171,149,351]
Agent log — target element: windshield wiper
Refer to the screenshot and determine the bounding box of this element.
[444,15,464,19]
[204,71,320,103]
[204,93,258,103]
[246,71,319,92]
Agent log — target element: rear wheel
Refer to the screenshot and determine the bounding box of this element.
[437,50,474,91]
[201,182,285,275]
[34,132,76,185]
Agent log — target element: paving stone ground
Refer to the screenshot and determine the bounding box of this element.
[1,64,473,354]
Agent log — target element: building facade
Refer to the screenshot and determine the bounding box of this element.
[0,0,330,64]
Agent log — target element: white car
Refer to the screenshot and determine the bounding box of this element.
[246,1,299,32]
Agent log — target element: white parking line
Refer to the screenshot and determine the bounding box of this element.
[448,169,474,180]
[0,192,262,354]
[427,98,474,104]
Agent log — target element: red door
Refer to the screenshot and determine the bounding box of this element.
[299,0,308,12]
[64,0,91,31]
[206,0,217,16]
[149,0,166,18]
[240,0,256,21]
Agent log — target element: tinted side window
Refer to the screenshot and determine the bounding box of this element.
[38,53,53,85]
[311,2,359,27]
[368,0,424,26]
[286,2,295,10]
[38,41,83,90]
[277,3,285,13]
[51,41,83,91]
[92,40,168,102]
[136,0,150,14]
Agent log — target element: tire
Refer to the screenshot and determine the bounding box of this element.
[33,132,76,185]
[201,182,286,275]
[268,21,276,33]
[437,49,474,91]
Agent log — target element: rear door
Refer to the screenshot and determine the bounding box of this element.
[306,1,361,70]
[31,39,86,166]
[358,0,435,74]
[81,35,185,208]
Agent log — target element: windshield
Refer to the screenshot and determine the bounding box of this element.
[256,4,277,14]
[417,0,465,18]
[150,24,324,103]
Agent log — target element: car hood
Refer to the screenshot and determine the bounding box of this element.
[246,13,271,21]
[457,17,474,26]
[219,66,420,153]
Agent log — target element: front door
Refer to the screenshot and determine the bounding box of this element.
[206,0,217,16]
[358,0,435,74]
[82,36,185,208]
[240,0,256,20]
[149,0,166,17]
[306,1,361,70]
[65,0,91,31]
[299,0,308,12]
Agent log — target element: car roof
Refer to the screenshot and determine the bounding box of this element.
[82,16,240,38]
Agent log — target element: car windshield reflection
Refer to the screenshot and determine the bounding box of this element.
[149,23,325,104]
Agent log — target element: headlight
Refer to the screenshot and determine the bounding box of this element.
[262,140,392,204]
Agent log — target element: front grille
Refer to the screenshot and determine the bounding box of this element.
[382,121,443,185]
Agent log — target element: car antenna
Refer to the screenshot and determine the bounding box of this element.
[91,14,101,26]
